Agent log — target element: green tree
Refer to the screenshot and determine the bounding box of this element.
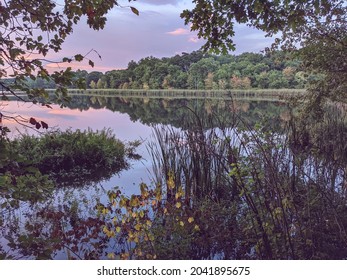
[268,70,289,89]
[188,57,219,89]
[255,71,270,89]
[181,0,347,107]
[96,78,104,89]
[204,72,215,89]
[86,71,103,89]
[89,80,96,89]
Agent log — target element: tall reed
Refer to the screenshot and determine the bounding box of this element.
[147,106,347,259]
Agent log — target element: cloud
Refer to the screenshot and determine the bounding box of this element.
[167,27,201,44]
[31,2,274,73]
[167,28,190,36]
[188,36,200,43]
[45,61,116,73]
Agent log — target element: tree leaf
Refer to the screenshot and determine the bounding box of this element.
[29,117,37,125]
[74,54,84,62]
[62,57,72,63]
[41,121,48,129]
[130,7,139,16]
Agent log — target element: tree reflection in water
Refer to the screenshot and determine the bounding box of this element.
[1,97,346,259]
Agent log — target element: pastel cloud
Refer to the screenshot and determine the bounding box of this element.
[45,61,116,73]
[166,26,201,44]
[188,36,200,43]
[167,28,190,36]
[35,1,271,73]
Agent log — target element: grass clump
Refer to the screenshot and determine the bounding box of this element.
[12,128,140,186]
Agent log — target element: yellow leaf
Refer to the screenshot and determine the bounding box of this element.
[179,221,184,227]
[130,196,139,207]
[107,252,115,259]
[194,225,200,231]
[119,197,126,207]
[177,186,184,197]
[155,191,162,201]
[167,172,175,189]
[149,234,155,241]
[146,220,152,227]
[136,249,143,257]
[121,253,129,260]
[102,226,108,233]
[106,230,115,238]
[134,224,141,231]
[175,202,182,208]
[188,217,194,223]
[116,226,121,233]
[130,6,139,16]
[140,183,147,195]
[139,211,145,218]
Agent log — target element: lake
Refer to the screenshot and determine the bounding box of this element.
[2,95,292,190]
[1,93,346,260]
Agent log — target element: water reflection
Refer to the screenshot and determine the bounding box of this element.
[1,95,346,259]
[63,95,292,131]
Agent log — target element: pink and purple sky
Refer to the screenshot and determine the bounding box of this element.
[45,0,274,73]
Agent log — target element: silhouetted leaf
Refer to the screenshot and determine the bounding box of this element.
[74,54,84,62]
[130,7,139,16]
[41,121,48,129]
[29,117,37,125]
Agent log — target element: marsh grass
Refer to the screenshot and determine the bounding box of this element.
[61,88,305,100]
[147,107,347,259]
[10,128,141,187]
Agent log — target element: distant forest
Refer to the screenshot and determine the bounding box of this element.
[12,51,313,90]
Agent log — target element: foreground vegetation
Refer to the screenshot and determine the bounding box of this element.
[1,103,346,260]
[0,129,140,204]
[97,109,347,260]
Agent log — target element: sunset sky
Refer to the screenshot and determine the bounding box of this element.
[46,0,274,73]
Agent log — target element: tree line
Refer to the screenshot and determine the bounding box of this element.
[24,50,310,91]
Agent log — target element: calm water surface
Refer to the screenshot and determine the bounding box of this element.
[3,99,155,193]
[3,95,290,192]
[6,95,337,259]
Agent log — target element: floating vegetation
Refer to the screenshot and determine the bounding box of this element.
[1,128,141,188]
